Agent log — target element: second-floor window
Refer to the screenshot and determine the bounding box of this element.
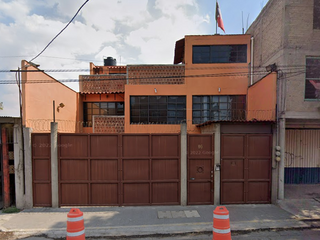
[305,57,320,100]
[193,45,247,64]
[192,95,246,124]
[83,102,124,125]
[130,96,186,124]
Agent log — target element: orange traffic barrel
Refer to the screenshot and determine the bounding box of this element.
[212,206,231,240]
[67,208,85,240]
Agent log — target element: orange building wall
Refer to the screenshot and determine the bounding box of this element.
[21,60,79,133]
[247,72,277,121]
[125,35,252,133]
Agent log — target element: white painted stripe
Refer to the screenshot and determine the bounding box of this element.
[67,229,85,237]
[213,214,229,219]
[67,216,83,222]
[213,227,230,234]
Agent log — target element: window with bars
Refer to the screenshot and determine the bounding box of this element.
[305,57,320,100]
[192,45,247,64]
[192,95,246,124]
[83,102,124,125]
[130,96,186,124]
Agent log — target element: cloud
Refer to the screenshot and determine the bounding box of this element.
[0,0,209,116]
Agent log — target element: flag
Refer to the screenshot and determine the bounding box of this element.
[215,1,225,33]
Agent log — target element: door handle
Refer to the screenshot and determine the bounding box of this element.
[190,178,195,180]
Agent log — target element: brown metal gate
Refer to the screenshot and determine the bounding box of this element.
[187,134,214,205]
[221,134,272,204]
[58,133,180,206]
[32,133,51,207]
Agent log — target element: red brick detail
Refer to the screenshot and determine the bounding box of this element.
[80,75,126,93]
[93,116,125,133]
[127,65,185,85]
[1,128,10,208]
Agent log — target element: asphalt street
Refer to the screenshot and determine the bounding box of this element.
[1,229,320,240]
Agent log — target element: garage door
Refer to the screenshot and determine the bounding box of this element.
[58,133,180,206]
[221,134,272,204]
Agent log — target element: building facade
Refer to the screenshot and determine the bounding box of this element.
[19,34,278,207]
[247,0,320,197]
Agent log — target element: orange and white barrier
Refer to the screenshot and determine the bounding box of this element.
[67,208,85,240]
[212,206,231,240]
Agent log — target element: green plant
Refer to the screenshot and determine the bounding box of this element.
[2,206,20,214]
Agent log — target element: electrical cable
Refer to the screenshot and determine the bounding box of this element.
[28,0,90,63]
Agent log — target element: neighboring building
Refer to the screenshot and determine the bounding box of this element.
[20,34,278,207]
[247,0,320,198]
[0,117,20,209]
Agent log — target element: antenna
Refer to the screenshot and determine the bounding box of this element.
[242,11,244,34]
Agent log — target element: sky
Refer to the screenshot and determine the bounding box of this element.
[0,0,267,117]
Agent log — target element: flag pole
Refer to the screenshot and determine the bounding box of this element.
[215,0,218,34]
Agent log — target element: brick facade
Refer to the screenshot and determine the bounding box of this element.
[127,65,185,85]
[247,0,320,116]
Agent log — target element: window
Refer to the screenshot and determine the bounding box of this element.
[305,57,320,100]
[193,45,247,64]
[314,0,320,30]
[130,96,186,124]
[83,102,124,125]
[192,95,246,124]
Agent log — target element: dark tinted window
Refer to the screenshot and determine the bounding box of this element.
[192,95,246,124]
[130,96,186,124]
[83,102,124,126]
[193,45,247,64]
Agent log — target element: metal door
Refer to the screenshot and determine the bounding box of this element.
[221,134,272,204]
[187,135,214,205]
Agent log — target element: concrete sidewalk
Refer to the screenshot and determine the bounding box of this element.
[0,204,312,239]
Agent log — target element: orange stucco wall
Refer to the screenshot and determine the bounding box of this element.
[247,72,277,121]
[21,60,79,133]
[125,35,252,133]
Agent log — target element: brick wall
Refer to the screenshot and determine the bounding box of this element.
[79,75,126,93]
[247,0,320,116]
[93,116,125,133]
[127,65,185,85]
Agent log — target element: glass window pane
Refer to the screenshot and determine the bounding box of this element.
[177,97,186,103]
[92,103,99,109]
[193,111,201,117]
[168,96,178,103]
[193,96,201,103]
[168,104,176,110]
[193,104,201,110]
[177,104,185,110]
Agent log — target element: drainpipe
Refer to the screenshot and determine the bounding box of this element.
[250,37,254,85]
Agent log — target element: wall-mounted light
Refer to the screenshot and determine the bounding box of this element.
[154,88,157,93]
[57,103,65,112]
[266,63,277,72]
[218,87,221,93]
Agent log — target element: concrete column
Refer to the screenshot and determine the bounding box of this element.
[180,123,187,206]
[214,124,221,205]
[51,122,59,208]
[23,127,33,208]
[14,124,24,209]
[278,118,285,200]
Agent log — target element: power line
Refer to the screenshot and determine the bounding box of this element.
[29,0,90,63]
[0,69,306,84]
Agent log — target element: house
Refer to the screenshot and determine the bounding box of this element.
[17,34,277,208]
[246,0,320,199]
